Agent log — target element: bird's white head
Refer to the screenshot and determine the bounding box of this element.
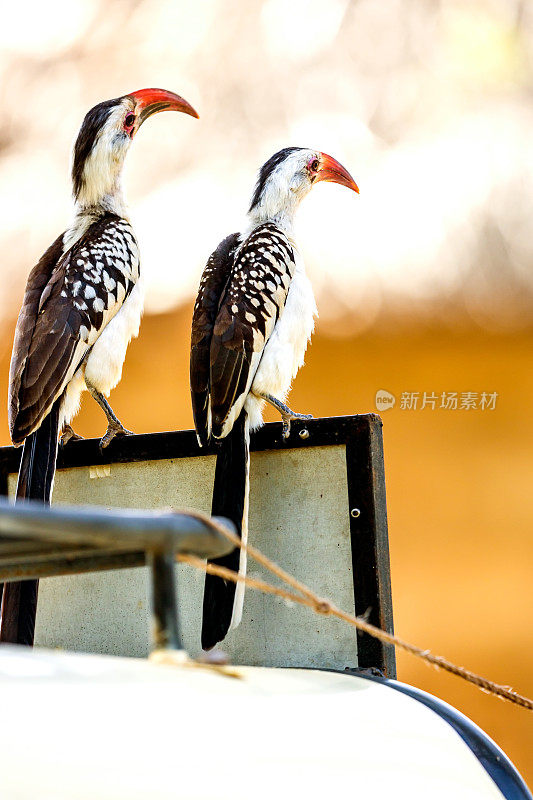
[72,88,199,212]
[248,147,359,230]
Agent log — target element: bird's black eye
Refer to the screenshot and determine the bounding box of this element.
[124,113,135,128]
[309,158,320,173]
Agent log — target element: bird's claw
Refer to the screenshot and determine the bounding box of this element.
[60,425,84,447]
[99,422,133,450]
[281,412,313,439]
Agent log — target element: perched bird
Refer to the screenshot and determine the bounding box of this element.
[190,147,359,649]
[0,88,198,646]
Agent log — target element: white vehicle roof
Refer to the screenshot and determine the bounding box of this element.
[0,646,526,800]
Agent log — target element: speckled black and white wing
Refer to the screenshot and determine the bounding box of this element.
[190,232,241,447]
[9,213,139,444]
[208,222,296,439]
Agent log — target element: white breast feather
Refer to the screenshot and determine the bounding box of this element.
[59,367,87,430]
[60,278,144,428]
[247,250,317,430]
[84,277,144,395]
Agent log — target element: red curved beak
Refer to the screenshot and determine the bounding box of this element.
[127,88,199,126]
[316,153,359,193]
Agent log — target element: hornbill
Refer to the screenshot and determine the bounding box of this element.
[0,88,198,646]
[190,147,359,649]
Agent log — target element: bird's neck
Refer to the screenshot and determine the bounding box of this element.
[75,189,127,218]
[74,147,128,218]
[246,191,300,237]
[75,178,127,218]
[246,207,296,238]
[65,183,129,251]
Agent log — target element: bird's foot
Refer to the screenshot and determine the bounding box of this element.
[254,392,313,439]
[99,420,133,449]
[60,425,84,447]
[281,410,313,439]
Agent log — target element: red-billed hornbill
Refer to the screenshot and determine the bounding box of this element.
[0,88,198,646]
[191,147,359,649]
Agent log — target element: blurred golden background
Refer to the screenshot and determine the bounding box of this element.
[0,0,532,783]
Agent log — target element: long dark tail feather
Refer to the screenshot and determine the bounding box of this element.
[0,400,60,645]
[201,409,250,651]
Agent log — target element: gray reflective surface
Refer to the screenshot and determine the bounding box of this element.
[9,445,357,669]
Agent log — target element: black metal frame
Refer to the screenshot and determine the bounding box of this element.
[0,414,396,677]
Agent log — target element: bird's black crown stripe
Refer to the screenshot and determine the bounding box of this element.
[248,147,303,211]
[72,97,123,198]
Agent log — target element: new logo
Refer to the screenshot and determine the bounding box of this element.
[375,389,396,411]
